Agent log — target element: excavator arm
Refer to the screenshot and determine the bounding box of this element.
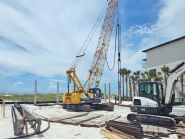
[165,62,185,104]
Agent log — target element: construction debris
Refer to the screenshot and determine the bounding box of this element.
[100,127,136,139]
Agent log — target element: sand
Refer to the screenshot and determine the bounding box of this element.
[1,102,184,139]
[0,103,130,139]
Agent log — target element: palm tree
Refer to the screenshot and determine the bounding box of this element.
[120,68,127,99]
[136,71,141,77]
[155,72,162,81]
[132,72,138,96]
[161,65,170,95]
[141,72,145,80]
[148,70,156,81]
[125,70,129,98]
[143,71,150,81]
[130,75,136,96]
[127,70,132,97]
[135,71,141,96]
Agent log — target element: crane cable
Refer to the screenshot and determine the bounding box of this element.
[79,4,107,54]
[105,5,120,71]
[105,24,118,71]
[69,3,108,69]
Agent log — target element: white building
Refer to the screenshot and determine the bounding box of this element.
[143,36,185,101]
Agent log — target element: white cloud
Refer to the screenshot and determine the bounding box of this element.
[122,0,185,72]
[14,81,24,86]
[0,0,105,78]
[128,24,158,36]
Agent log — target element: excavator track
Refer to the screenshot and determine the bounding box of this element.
[127,113,176,127]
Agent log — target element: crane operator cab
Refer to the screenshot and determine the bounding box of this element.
[131,81,172,115]
[81,88,102,103]
[88,88,102,98]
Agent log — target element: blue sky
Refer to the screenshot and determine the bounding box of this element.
[0,0,185,94]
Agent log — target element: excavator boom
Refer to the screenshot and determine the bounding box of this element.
[165,62,185,104]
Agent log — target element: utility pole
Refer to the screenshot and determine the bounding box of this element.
[117,23,122,103]
[116,1,122,104]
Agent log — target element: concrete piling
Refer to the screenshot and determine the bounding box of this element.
[108,83,111,102]
[57,82,59,104]
[34,80,37,105]
[104,83,106,102]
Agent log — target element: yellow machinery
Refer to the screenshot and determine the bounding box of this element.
[63,0,118,111]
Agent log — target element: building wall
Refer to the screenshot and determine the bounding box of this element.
[148,60,185,73]
[146,38,185,69]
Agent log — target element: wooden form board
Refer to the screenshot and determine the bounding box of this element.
[61,113,103,125]
[100,127,135,139]
[50,112,88,122]
[81,115,121,127]
[109,127,136,139]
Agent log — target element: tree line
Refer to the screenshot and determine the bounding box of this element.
[119,65,173,99]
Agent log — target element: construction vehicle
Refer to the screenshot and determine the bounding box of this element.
[63,0,118,112]
[127,62,185,127]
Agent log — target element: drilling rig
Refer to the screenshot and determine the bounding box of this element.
[63,0,118,111]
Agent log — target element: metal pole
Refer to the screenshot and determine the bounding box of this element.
[104,83,106,102]
[108,83,111,103]
[117,23,122,104]
[56,82,59,104]
[34,80,37,105]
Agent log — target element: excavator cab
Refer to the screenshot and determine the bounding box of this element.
[131,81,172,115]
[138,81,164,106]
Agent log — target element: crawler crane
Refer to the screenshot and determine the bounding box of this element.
[63,0,118,111]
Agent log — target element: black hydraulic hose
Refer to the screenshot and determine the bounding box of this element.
[7,119,50,139]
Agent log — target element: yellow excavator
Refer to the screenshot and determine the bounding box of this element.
[63,0,118,112]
